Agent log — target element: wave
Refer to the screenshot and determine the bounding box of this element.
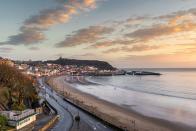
[86,76,196,100]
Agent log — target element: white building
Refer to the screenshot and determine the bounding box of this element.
[0,109,36,130]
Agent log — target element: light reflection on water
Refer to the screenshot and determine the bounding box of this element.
[73,70,196,127]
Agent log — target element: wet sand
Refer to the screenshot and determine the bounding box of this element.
[47,75,191,131]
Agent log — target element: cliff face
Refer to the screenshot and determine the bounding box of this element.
[45,58,115,70]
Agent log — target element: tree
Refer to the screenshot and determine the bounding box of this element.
[0,115,7,130]
[0,63,39,110]
[0,64,17,108]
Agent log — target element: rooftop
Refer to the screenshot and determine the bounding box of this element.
[0,109,35,121]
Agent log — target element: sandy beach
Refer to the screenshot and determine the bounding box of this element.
[47,75,190,131]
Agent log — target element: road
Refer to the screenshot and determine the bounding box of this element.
[38,78,118,131]
[39,78,73,131]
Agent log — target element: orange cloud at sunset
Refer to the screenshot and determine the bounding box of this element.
[0,0,98,46]
[1,0,196,68]
[83,0,96,8]
[56,26,114,47]
[126,20,196,42]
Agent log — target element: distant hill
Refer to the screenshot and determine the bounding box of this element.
[45,58,115,70]
[18,58,115,70]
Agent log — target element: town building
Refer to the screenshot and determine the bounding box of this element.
[0,109,36,130]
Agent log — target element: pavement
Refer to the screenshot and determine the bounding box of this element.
[33,114,54,131]
[38,78,118,131]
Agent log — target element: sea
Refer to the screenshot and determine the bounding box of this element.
[72,68,196,128]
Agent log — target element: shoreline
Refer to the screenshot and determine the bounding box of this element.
[47,75,192,131]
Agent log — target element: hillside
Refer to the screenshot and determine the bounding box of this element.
[18,57,115,70]
[0,63,39,111]
[45,58,115,70]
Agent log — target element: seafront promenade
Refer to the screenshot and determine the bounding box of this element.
[47,75,180,131]
[39,78,116,131]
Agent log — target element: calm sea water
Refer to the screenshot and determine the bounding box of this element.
[72,69,196,128]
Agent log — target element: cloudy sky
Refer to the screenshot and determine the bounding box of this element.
[1,0,196,68]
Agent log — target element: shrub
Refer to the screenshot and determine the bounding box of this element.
[0,115,7,130]
[0,63,39,110]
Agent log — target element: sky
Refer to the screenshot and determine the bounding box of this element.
[0,0,196,68]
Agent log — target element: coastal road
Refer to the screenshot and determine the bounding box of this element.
[39,78,73,131]
[39,78,117,131]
